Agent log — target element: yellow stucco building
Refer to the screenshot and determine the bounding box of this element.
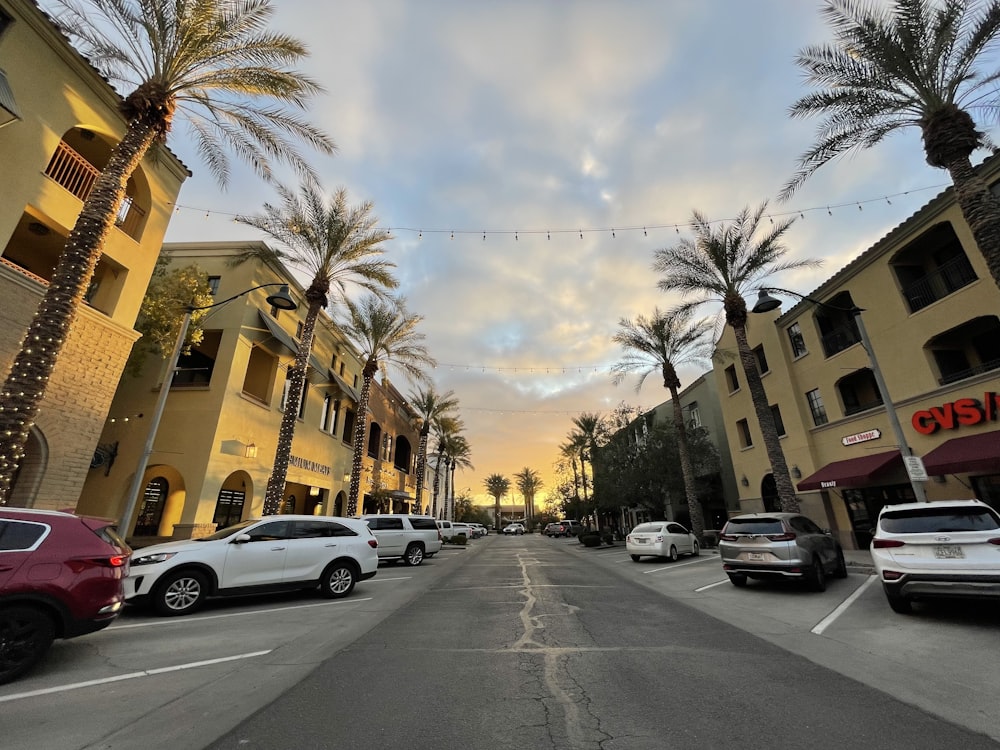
[0,0,188,508]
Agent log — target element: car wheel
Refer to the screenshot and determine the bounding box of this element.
[833,548,848,579]
[404,544,424,566]
[885,589,912,614]
[630,554,640,562]
[321,561,357,598]
[667,545,678,562]
[0,605,56,685]
[727,573,747,587]
[154,569,208,616]
[808,556,827,592]
[691,540,700,557]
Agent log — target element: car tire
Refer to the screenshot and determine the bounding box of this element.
[630,554,640,562]
[808,556,827,592]
[0,605,56,685]
[833,548,848,579]
[728,573,747,587]
[691,540,700,557]
[403,544,424,566]
[321,561,357,598]
[885,589,912,614]
[667,545,678,562]
[153,569,208,616]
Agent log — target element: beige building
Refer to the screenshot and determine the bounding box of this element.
[78,242,428,540]
[715,155,1000,550]
[0,0,188,508]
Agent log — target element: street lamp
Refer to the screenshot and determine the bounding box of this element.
[118,283,297,535]
[751,289,927,502]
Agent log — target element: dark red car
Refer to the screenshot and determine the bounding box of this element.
[1,508,130,684]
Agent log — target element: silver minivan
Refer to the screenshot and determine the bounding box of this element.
[719,512,847,591]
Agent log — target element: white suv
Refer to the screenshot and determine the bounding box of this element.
[871,499,1000,614]
[359,514,442,565]
[127,515,378,616]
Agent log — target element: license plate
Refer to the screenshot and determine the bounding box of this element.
[934,545,965,559]
[635,538,648,544]
[746,552,765,561]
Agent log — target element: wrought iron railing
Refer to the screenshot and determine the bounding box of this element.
[938,358,1000,386]
[820,323,861,357]
[901,255,977,313]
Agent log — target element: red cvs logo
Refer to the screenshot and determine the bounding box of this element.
[912,392,1000,435]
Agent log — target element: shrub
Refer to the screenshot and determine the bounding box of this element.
[601,531,615,546]
[445,535,467,546]
[581,533,602,548]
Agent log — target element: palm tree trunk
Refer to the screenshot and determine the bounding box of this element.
[414,425,429,513]
[944,155,1000,293]
[733,324,799,512]
[347,360,377,516]
[0,119,159,501]
[431,449,443,517]
[669,383,705,541]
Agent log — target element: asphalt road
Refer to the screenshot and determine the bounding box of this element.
[206,535,999,750]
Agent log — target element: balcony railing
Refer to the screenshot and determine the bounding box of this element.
[939,358,1000,386]
[843,396,884,417]
[820,323,861,358]
[901,255,977,313]
[44,140,145,241]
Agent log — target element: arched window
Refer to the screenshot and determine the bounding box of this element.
[213,487,246,530]
[135,477,168,536]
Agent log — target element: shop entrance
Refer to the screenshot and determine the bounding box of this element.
[841,483,917,547]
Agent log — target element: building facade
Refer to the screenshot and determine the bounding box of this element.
[77,242,428,539]
[714,156,1000,549]
[0,0,188,508]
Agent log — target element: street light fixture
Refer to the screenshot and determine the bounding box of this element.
[751,289,927,502]
[118,283,297,535]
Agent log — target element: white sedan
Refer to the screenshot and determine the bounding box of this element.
[502,523,525,535]
[626,521,699,562]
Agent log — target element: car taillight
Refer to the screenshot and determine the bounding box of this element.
[368,539,378,549]
[881,569,903,580]
[765,533,796,541]
[108,554,128,567]
[872,539,905,548]
[655,535,664,543]
[719,534,737,542]
[67,556,127,572]
[988,538,1000,545]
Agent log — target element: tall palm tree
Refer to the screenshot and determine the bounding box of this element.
[654,204,819,513]
[0,0,335,499]
[783,0,1000,290]
[513,467,543,522]
[612,307,713,541]
[430,415,462,518]
[409,386,460,514]
[484,473,510,529]
[443,433,473,521]
[341,295,435,516]
[559,440,583,517]
[570,412,605,508]
[236,184,397,513]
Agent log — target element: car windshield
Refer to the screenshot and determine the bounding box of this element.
[723,518,784,535]
[632,523,664,533]
[197,519,258,541]
[880,506,1000,534]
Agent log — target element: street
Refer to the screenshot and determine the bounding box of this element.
[4,534,999,749]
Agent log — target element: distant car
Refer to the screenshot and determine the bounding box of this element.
[359,514,442,566]
[0,508,130,684]
[543,522,562,537]
[468,523,488,538]
[450,522,473,540]
[626,521,699,562]
[545,520,583,538]
[870,499,1000,614]
[502,523,525,536]
[127,515,378,616]
[719,512,847,591]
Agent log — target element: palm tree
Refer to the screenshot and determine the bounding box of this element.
[484,473,510,529]
[558,440,584,518]
[341,295,435,516]
[612,307,713,541]
[430,415,462,518]
[783,0,1000,290]
[654,204,819,513]
[409,386,460,514]
[513,467,543,523]
[0,0,335,500]
[236,184,397,513]
[570,412,605,511]
[443,433,473,520]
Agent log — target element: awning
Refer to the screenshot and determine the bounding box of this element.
[328,368,360,402]
[0,69,21,127]
[255,311,327,375]
[797,450,903,491]
[921,430,1000,476]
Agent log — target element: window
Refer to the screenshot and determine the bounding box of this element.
[340,361,346,376]
[207,275,221,296]
[293,520,357,538]
[173,330,221,387]
[725,365,739,393]
[736,418,753,448]
[0,520,47,551]
[246,520,292,541]
[0,7,13,39]
[787,322,807,358]
[298,381,308,419]
[368,423,382,458]
[687,402,701,428]
[806,389,828,426]
[280,376,291,411]
[295,321,304,340]
[770,404,786,436]
[213,489,246,530]
[753,345,769,375]
[320,394,335,432]
[342,409,356,444]
[330,353,337,370]
[242,346,277,403]
[366,517,404,531]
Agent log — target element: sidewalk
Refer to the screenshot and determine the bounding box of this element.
[843,548,875,574]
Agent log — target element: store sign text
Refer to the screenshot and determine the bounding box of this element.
[842,429,881,446]
[911,392,1000,435]
[289,455,332,476]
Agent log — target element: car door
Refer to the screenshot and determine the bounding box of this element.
[284,520,354,582]
[220,519,292,589]
[370,517,405,557]
[0,519,48,588]
[793,516,836,567]
[666,523,693,554]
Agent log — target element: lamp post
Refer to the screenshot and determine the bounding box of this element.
[752,290,927,502]
[118,284,297,536]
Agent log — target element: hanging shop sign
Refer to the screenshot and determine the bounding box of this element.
[911,392,1000,435]
[842,429,881,446]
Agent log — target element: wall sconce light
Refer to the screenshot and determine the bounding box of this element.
[309,486,320,497]
[791,465,802,479]
[245,442,258,459]
[343,472,351,483]
[740,475,750,487]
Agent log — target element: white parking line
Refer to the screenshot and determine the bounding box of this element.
[0,650,271,703]
[368,576,412,582]
[642,556,720,575]
[110,597,373,630]
[694,579,730,592]
[811,575,877,635]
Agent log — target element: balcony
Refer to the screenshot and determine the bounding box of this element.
[901,254,977,313]
[938,358,1000,386]
[820,323,861,358]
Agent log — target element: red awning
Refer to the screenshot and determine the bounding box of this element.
[921,430,1000,476]
[797,450,903,491]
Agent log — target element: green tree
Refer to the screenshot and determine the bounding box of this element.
[513,467,543,522]
[784,0,1000,290]
[611,306,713,541]
[429,415,462,518]
[443,433,473,520]
[409,386,460,514]
[235,184,396,514]
[569,412,606,522]
[0,0,334,499]
[654,204,819,513]
[341,295,435,516]
[483,473,510,529]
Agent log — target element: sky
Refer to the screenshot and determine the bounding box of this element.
[148,0,995,508]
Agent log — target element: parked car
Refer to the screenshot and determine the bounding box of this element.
[870,499,1000,614]
[502,523,525,536]
[0,508,130,684]
[360,514,442,565]
[450,522,473,540]
[127,516,377,616]
[626,521,699,562]
[718,512,847,591]
[543,522,562,537]
[468,523,488,538]
[545,520,583,537]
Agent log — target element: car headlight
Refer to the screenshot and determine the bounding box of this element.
[131,552,178,566]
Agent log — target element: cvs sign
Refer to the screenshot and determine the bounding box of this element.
[911,392,1000,435]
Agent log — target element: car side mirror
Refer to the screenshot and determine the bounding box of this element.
[232,533,251,544]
